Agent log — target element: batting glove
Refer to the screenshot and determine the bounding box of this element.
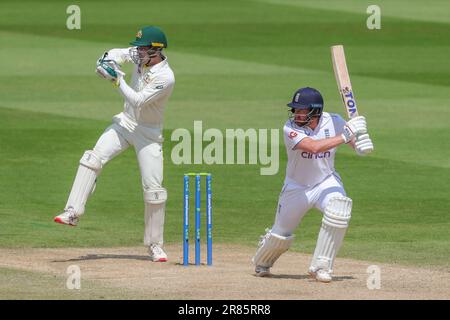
[355,133,374,156]
[342,116,367,143]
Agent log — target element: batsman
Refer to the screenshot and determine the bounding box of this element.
[252,87,373,282]
[54,26,175,262]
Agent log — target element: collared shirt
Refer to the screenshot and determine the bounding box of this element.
[106,47,175,133]
[283,112,346,187]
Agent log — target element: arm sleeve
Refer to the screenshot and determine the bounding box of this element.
[332,114,347,136]
[283,125,308,150]
[106,47,133,65]
[117,76,172,109]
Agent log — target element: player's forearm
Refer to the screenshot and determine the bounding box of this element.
[296,136,345,154]
[312,136,345,153]
[107,48,132,65]
[117,77,145,108]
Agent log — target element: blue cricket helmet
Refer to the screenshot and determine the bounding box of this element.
[287,87,324,112]
[287,87,324,126]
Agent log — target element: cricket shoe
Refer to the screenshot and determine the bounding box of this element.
[308,266,332,283]
[255,265,272,277]
[148,244,168,262]
[54,209,79,226]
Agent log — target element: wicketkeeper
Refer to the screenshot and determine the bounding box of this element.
[54,26,175,262]
[252,87,373,282]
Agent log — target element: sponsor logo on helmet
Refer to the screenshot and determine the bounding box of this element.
[151,42,164,47]
[136,30,143,38]
[294,93,300,102]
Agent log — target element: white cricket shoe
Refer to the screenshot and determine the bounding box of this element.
[316,269,332,283]
[308,266,332,283]
[54,209,79,226]
[255,265,272,277]
[148,244,168,262]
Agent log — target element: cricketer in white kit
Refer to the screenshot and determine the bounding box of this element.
[252,87,374,282]
[54,26,175,262]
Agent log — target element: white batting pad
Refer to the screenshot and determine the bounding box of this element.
[252,230,294,268]
[322,196,352,228]
[310,196,352,272]
[65,150,102,216]
[144,203,166,247]
[143,188,167,246]
[143,188,167,204]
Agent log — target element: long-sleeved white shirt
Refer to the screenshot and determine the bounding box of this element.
[106,48,175,137]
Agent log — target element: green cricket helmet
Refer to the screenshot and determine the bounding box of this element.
[130,26,167,48]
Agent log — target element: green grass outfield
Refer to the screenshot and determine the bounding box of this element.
[0,0,449,268]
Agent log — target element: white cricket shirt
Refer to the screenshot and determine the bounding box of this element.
[283,112,346,187]
[105,48,175,138]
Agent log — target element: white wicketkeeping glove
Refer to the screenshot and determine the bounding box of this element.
[95,52,125,85]
[355,133,374,156]
[341,116,367,143]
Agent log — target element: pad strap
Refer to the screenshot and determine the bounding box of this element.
[144,188,167,205]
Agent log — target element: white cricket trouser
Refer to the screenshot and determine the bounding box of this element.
[272,173,346,236]
[94,122,165,247]
[94,123,163,190]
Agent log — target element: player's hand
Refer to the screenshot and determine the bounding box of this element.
[355,133,374,156]
[342,116,367,143]
[95,52,125,84]
[96,61,125,84]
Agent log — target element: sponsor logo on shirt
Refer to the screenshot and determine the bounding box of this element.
[301,151,331,159]
[324,129,330,138]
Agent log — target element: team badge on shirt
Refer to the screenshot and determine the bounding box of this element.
[143,73,152,84]
[288,131,298,139]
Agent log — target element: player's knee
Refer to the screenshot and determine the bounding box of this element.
[322,196,352,228]
[271,225,293,238]
[144,187,167,205]
[79,150,102,172]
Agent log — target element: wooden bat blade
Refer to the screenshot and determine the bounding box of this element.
[331,45,359,118]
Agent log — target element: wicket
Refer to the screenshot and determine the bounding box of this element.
[183,173,212,266]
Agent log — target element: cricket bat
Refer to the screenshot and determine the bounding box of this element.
[331,45,359,119]
[332,44,374,154]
